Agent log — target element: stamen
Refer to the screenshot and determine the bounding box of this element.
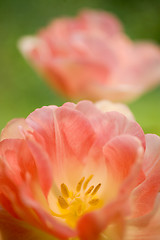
[76,177,85,192]
[58,196,69,209]
[89,198,99,206]
[61,183,69,198]
[85,185,94,195]
[91,183,101,196]
[83,175,93,190]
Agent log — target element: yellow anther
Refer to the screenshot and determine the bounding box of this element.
[91,183,101,196]
[76,177,85,192]
[58,196,69,209]
[88,198,99,206]
[85,185,94,195]
[61,183,69,198]
[83,175,93,190]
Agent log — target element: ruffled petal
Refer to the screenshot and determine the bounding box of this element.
[95,100,135,120]
[79,9,123,36]
[77,135,144,240]
[125,195,160,240]
[103,135,145,182]
[0,118,30,140]
[75,101,145,149]
[0,207,55,240]
[19,191,76,239]
[26,104,95,161]
[19,10,160,102]
[0,139,76,239]
[131,134,160,217]
[104,111,146,149]
[25,104,96,188]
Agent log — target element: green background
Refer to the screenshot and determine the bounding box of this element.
[0,0,160,134]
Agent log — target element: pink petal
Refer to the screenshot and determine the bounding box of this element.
[19,191,76,239]
[103,135,145,182]
[0,139,76,239]
[25,104,96,188]
[77,135,144,239]
[131,134,160,217]
[76,101,145,149]
[0,207,59,240]
[0,118,30,140]
[79,9,123,36]
[19,10,160,102]
[95,100,135,120]
[24,131,53,197]
[125,195,160,240]
[26,105,95,162]
[0,139,39,220]
[104,111,146,149]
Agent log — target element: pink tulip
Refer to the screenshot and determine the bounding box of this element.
[0,100,160,239]
[19,10,160,102]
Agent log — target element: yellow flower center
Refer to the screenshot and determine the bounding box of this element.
[53,175,102,228]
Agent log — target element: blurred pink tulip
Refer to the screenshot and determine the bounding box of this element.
[19,10,160,102]
[0,100,160,239]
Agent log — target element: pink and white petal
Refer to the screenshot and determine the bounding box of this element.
[77,136,144,240]
[26,105,57,138]
[104,111,145,149]
[0,139,50,223]
[26,105,95,163]
[0,118,30,141]
[19,191,76,240]
[0,139,37,184]
[73,101,145,165]
[86,81,144,102]
[24,131,54,197]
[63,102,76,109]
[39,58,110,98]
[125,195,160,240]
[75,101,144,148]
[103,135,145,182]
[79,10,123,36]
[18,36,43,61]
[26,105,96,188]
[75,100,104,132]
[131,134,160,217]
[95,100,135,120]
[143,134,160,176]
[50,105,96,186]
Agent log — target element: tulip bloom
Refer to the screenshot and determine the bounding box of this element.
[0,100,160,240]
[19,10,160,102]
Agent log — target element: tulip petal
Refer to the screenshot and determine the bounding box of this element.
[95,100,135,120]
[26,104,96,189]
[103,135,145,182]
[125,195,160,240]
[104,111,146,149]
[131,134,160,217]
[0,118,30,140]
[75,101,145,148]
[77,135,144,240]
[19,10,160,102]
[0,207,57,240]
[79,9,123,35]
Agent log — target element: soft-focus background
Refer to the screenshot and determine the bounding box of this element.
[0,0,160,134]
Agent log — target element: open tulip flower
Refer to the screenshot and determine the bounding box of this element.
[0,100,160,240]
[19,10,160,102]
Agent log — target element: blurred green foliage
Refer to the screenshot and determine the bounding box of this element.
[0,0,160,134]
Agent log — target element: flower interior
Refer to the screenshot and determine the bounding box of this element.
[53,174,102,228]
